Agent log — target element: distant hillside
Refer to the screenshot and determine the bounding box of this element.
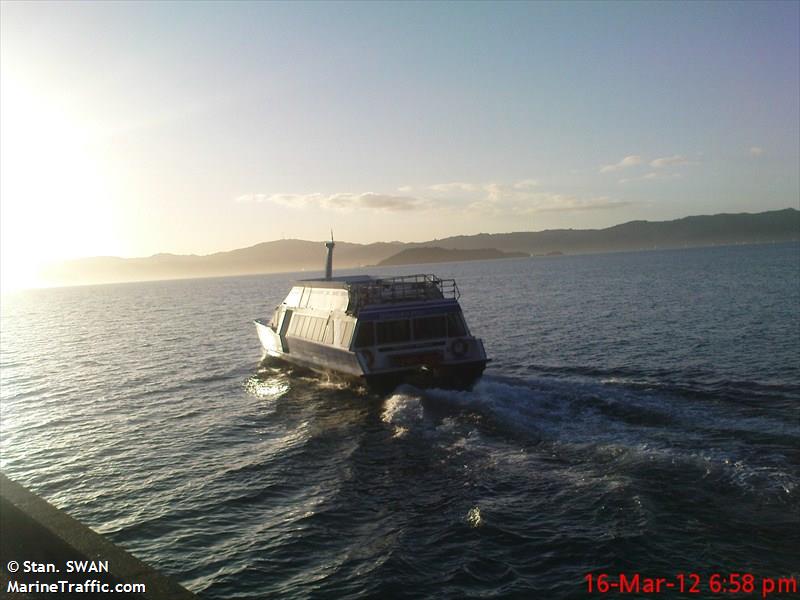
[41,240,405,287]
[40,208,800,287]
[427,208,800,255]
[378,247,528,266]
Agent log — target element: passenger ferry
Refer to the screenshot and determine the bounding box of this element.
[254,239,488,389]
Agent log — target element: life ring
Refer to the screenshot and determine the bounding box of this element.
[361,349,375,369]
[450,339,469,358]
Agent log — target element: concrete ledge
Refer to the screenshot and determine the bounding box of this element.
[0,473,197,599]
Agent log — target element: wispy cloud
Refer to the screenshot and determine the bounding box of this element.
[513,179,539,190]
[428,182,481,193]
[330,193,425,212]
[750,146,765,156]
[650,154,691,168]
[601,153,696,176]
[536,198,632,213]
[470,191,630,215]
[237,178,630,216]
[619,171,683,184]
[236,192,427,212]
[599,155,643,173]
[453,180,630,215]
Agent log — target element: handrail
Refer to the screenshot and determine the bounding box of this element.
[347,274,460,313]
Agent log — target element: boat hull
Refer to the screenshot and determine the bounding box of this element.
[254,319,486,390]
[255,319,364,376]
[255,318,283,356]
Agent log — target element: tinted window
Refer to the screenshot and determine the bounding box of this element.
[413,316,446,340]
[446,313,466,337]
[354,322,375,348]
[376,320,411,345]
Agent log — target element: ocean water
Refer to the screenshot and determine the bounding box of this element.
[1,243,798,599]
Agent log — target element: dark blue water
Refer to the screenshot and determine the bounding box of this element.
[1,243,798,599]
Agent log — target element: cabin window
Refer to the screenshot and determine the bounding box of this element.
[413,316,447,340]
[354,322,375,348]
[376,320,411,345]
[446,313,467,337]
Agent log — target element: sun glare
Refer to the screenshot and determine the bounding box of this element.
[1,69,119,292]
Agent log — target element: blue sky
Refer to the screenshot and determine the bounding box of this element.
[1,1,798,286]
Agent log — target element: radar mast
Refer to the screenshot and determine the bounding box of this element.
[325,231,335,280]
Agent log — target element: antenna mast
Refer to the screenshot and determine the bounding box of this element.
[325,230,335,280]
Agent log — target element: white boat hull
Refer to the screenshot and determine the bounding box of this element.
[254,319,487,389]
[253,271,488,390]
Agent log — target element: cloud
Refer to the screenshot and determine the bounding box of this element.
[650,155,691,168]
[750,146,765,156]
[619,171,682,184]
[326,193,423,211]
[236,192,426,212]
[428,179,538,197]
[236,178,629,217]
[428,182,480,193]
[468,185,631,215]
[513,179,539,190]
[599,155,643,173]
[600,153,696,175]
[531,196,632,213]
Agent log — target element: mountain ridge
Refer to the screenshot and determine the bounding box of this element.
[377,247,529,266]
[41,208,800,287]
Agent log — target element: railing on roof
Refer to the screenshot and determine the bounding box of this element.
[347,274,460,313]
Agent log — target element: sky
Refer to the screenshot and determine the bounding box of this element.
[1,1,798,290]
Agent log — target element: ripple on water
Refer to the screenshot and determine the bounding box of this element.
[1,244,799,598]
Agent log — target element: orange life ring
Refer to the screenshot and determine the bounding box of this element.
[451,339,469,357]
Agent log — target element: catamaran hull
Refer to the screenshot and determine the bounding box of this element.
[256,319,363,376]
[255,319,486,390]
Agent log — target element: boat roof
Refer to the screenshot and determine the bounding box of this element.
[295,275,376,289]
[292,274,460,312]
[291,242,460,310]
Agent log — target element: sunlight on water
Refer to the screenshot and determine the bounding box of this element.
[243,374,290,402]
[243,361,294,402]
[0,245,798,599]
[381,391,424,438]
[466,506,483,528]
